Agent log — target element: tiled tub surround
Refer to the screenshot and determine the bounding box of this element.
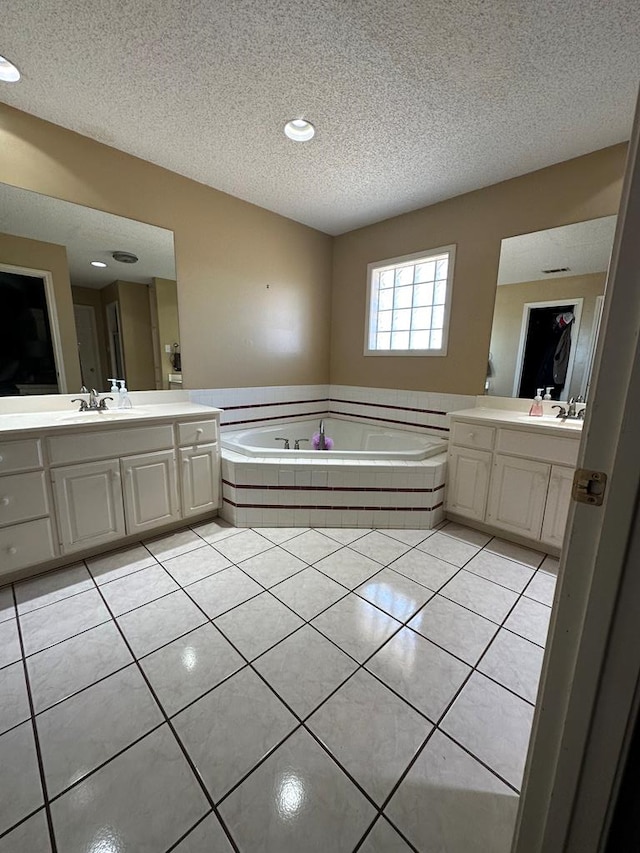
[220,418,447,460]
[219,451,448,529]
[0,517,558,852]
[189,384,477,436]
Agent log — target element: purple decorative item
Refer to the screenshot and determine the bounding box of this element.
[312,433,334,450]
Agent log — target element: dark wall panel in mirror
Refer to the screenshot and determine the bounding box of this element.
[0,183,179,395]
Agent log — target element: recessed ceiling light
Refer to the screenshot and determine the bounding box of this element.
[284,119,315,142]
[91,261,107,268]
[0,55,21,83]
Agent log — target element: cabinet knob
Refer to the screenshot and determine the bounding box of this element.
[0,497,9,506]
[7,546,17,556]
[196,428,203,436]
[468,432,475,440]
[0,455,3,463]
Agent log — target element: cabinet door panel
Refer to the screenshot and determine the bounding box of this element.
[52,460,125,554]
[541,465,574,548]
[446,447,492,521]
[487,455,550,539]
[180,444,219,517]
[122,451,180,534]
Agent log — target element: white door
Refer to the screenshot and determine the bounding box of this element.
[446,447,492,521]
[74,304,103,390]
[486,454,550,539]
[180,443,219,517]
[541,465,574,548]
[513,94,640,851]
[52,459,125,554]
[121,450,180,533]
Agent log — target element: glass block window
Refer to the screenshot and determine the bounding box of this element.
[365,246,455,356]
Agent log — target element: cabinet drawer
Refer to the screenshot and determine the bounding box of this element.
[0,471,49,526]
[0,439,43,474]
[450,421,495,451]
[496,428,580,466]
[0,517,57,574]
[49,425,174,465]
[178,419,218,446]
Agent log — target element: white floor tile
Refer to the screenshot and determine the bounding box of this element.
[349,531,411,565]
[0,809,51,853]
[312,595,401,663]
[86,544,157,585]
[321,528,371,545]
[485,538,545,568]
[367,627,470,721]
[438,522,492,548]
[19,589,111,657]
[174,667,297,802]
[441,672,534,789]
[525,571,557,607]
[387,730,518,852]
[313,548,382,589]
[117,590,207,659]
[50,726,209,853]
[440,570,518,624]
[0,661,29,736]
[504,597,552,646]
[356,568,433,622]
[479,630,545,704]
[237,547,306,588]
[0,587,15,623]
[190,518,243,545]
[171,812,234,852]
[212,529,274,563]
[0,722,43,836]
[214,594,304,660]
[359,817,414,852]
[0,618,21,668]
[15,564,92,615]
[409,595,498,665]
[281,529,342,563]
[307,669,431,804]
[27,621,132,713]
[464,550,534,593]
[416,531,481,567]
[219,729,375,852]
[257,527,309,544]
[271,568,348,621]
[145,528,206,561]
[99,564,179,617]
[162,545,232,586]
[187,567,263,619]
[391,549,458,591]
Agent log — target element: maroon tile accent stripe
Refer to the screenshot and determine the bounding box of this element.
[223,497,444,512]
[329,397,447,416]
[327,409,449,432]
[222,410,328,427]
[222,398,329,411]
[222,479,445,494]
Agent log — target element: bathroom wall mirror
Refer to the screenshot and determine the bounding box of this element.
[487,215,616,401]
[0,183,179,396]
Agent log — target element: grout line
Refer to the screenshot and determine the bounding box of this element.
[10,587,58,853]
[164,808,216,853]
[87,574,242,853]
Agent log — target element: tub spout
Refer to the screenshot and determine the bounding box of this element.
[318,419,326,451]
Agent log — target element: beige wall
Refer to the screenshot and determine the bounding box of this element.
[0,230,81,391]
[0,103,333,390]
[113,280,156,391]
[488,273,606,398]
[153,278,180,389]
[331,145,626,394]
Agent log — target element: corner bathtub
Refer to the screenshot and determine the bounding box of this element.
[221,418,446,460]
[220,416,448,530]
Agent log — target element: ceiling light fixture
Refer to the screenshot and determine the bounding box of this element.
[284,118,315,142]
[90,261,107,268]
[112,251,139,264]
[0,55,21,83]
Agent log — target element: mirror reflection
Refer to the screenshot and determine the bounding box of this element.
[0,183,178,396]
[487,216,616,401]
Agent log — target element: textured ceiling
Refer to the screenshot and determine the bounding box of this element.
[1,0,639,235]
[0,184,175,289]
[497,216,617,285]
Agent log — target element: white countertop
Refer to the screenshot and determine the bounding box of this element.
[451,407,584,435]
[0,402,222,438]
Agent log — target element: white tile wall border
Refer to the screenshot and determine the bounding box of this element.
[189,384,476,436]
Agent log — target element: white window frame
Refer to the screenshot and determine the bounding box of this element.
[363,245,456,357]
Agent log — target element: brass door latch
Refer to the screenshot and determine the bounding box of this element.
[572,469,607,506]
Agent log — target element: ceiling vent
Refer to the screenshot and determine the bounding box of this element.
[112,251,139,264]
[542,266,570,274]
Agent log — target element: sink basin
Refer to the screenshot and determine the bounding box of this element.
[57,409,144,424]
[515,414,583,429]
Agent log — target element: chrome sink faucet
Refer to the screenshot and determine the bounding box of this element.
[71,386,113,412]
[552,396,585,420]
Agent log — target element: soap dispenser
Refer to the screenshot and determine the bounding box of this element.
[529,388,544,417]
[108,378,119,394]
[544,387,553,400]
[118,380,133,409]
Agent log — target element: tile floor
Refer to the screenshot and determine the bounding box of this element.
[0,518,558,853]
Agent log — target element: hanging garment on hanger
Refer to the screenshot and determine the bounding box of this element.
[554,322,573,384]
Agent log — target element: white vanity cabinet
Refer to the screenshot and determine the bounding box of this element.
[447,447,492,521]
[52,459,126,553]
[0,438,57,571]
[0,402,221,578]
[447,411,580,552]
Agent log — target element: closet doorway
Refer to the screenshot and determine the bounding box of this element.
[512,298,583,399]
